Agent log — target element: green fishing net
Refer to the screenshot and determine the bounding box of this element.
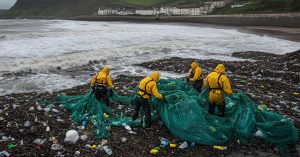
[38,79,298,156]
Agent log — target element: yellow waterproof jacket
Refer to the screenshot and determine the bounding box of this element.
[189,62,203,81]
[204,64,232,96]
[137,71,163,100]
[90,66,113,89]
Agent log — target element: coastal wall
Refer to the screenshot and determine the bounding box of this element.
[74,13,300,27]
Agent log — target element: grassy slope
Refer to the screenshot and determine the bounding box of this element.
[212,0,300,14]
[1,0,300,17]
[1,0,204,17]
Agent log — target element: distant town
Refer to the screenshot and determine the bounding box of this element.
[97,0,235,16]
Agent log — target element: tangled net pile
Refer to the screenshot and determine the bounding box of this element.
[39,79,298,156]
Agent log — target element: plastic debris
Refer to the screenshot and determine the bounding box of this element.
[82,121,87,126]
[24,121,31,127]
[128,130,137,134]
[51,144,63,151]
[80,135,88,141]
[150,149,159,154]
[33,139,45,145]
[213,145,227,150]
[160,138,169,147]
[190,142,195,147]
[85,144,91,149]
[255,130,263,137]
[169,143,176,148]
[0,151,10,157]
[121,137,127,143]
[178,142,188,149]
[102,146,112,155]
[91,144,97,149]
[64,130,79,144]
[103,113,109,118]
[100,139,108,146]
[29,107,35,111]
[49,136,56,142]
[122,123,132,131]
[46,126,50,132]
[75,151,80,156]
[51,108,59,113]
[8,144,16,149]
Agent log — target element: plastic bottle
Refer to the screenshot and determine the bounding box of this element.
[103,146,112,155]
[160,138,169,147]
[178,142,188,149]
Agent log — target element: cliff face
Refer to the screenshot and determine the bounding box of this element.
[2,0,101,17]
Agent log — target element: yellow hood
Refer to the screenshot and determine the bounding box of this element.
[191,62,198,70]
[101,66,110,74]
[150,71,160,82]
[215,64,225,74]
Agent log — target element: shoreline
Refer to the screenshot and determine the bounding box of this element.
[0,51,299,156]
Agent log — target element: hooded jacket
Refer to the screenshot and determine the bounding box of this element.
[204,64,232,96]
[137,71,163,99]
[90,66,113,89]
[189,62,203,82]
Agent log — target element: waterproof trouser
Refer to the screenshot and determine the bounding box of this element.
[193,79,203,93]
[93,85,110,107]
[208,90,225,117]
[132,96,151,128]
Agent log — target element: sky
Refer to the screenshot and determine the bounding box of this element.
[0,0,17,9]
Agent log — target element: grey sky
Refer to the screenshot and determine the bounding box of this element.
[0,0,17,9]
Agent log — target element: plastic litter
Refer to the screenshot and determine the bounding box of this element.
[33,139,45,145]
[80,135,88,141]
[213,145,227,150]
[82,121,87,126]
[190,142,196,147]
[178,142,188,149]
[103,113,109,118]
[121,137,127,143]
[91,144,97,149]
[160,138,169,147]
[75,151,80,156]
[100,139,108,146]
[24,121,31,127]
[8,144,16,149]
[29,107,35,111]
[64,130,79,144]
[102,146,112,155]
[169,143,176,148]
[150,149,159,154]
[85,144,91,149]
[123,123,132,131]
[51,144,63,151]
[46,126,50,132]
[0,151,10,157]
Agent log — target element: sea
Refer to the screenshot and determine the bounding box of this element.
[0,19,299,95]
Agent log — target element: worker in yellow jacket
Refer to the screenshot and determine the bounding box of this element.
[204,64,232,117]
[189,62,204,92]
[90,66,113,106]
[132,71,164,128]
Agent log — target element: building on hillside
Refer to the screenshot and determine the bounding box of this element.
[97,0,234,16]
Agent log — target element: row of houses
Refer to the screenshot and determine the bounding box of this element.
[97,0,233,16]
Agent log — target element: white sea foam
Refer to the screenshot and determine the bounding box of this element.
[0,19,299,95]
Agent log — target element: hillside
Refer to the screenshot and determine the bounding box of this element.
[1,0,300,18]
[212,0,300,14]
[1,0,201,18]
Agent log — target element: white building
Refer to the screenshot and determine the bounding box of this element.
[135,9,156,16]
